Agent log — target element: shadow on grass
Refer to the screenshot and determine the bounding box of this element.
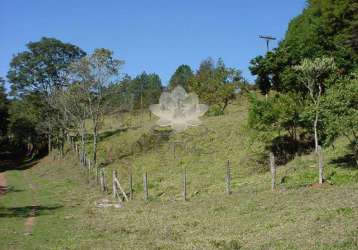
[0,185,24,195]
[0,205,63,218]
[330,154,357,169]
[99,128,127,141]
[267,134,314,166]
[0,158,41,173]
[83,128,128,143]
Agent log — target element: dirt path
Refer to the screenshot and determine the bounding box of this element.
[0,172,6,196]
[1,155,40,235]
[23,175,38,235]
[24,207,36,234]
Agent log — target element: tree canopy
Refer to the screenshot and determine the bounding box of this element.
[168,64,194,92]
[0,77,9,138]
[250,0,358,94]
[8,37,86,96]
[7,37,86,152]
[188,58,242,115]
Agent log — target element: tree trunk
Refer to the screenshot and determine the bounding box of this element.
[81,130,86,166]
[93,123,98,167]
[221,99,229,113]
[60,142,64,158]
[270,153,276,191]
[48,123,52,153]
[314,112,319,153]
[318,146,324,184]
[60,130,64,158]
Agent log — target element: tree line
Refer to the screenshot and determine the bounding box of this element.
[0,0,356,169]
[0,38,244,162]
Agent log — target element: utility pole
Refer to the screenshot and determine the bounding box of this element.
[259,35,276,53]
[259,35,276,100]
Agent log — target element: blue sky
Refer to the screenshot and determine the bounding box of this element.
[0,0,306,90]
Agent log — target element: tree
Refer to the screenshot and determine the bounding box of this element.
[189,58,241,115]
[322,71,358,165]
[106,74,134,112]
[69,48,123,166]
[8,91,46,152]
[53,83,88,160]
[127,72,162,110]
[250,0,357,95]
[168,65,194,91]
[294,57,336,152]
[249,56,271,95]
[248,92,302,140]
[7,37,86,152]
[0,77,9,139]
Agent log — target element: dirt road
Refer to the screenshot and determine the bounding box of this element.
[0,157,38,235]
[0,172,6,196]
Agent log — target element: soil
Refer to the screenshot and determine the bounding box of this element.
[0,172,6,196]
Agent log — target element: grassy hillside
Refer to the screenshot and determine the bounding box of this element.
[88,94,357,199]
[1,94,357,249]
[92,96,260,200]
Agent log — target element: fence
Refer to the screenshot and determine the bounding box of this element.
[71,140,325,204]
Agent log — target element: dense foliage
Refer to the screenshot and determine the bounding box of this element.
[0,78,9,139]
[127,72,163,110]
[7,37,86,152]
[248,0,358,163]
[250,0,358,94]
[168,64,194,91]
[188,58,242,115]
[321,71,358,162]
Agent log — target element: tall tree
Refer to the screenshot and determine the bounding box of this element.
[7,37,86,152]
[294,57,336,152]
[168,65,194,91]
[8,91,46,152]
[52,83,88,159]
[0,77,9,139]
[189,58,241,114]
[69,48,123,166]
[249,56,272,95]
[128,72,162,110]
[106,74,134,112]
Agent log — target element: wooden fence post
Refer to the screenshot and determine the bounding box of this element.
[104,169,107,192]
[100,169,103,192]
[95,166,99,184]
[318,146,324,184]
[77,148,80,162]
[100,169,105,193]
[83,152,87,167]
[88,159,91,176]
[114,175,129,201]
[144,172,148,202]
[129,171,133,200]
[226,160,232,195]
[112,170,118,198]
[80,151,83,165]
[270,153,276,191]
[183,167,187,201]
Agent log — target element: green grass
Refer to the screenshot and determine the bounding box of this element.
[0,156,101,249]
[1,95,357,249]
